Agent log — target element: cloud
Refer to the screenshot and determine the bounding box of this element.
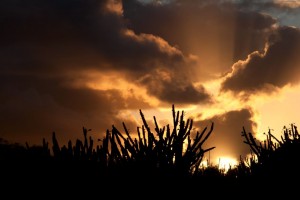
[0,73,148,144]
[229,0,300,28]
[221,26,300,94]
[138,69,212,104]
[1,0,298,156]
[0,0,211,105]
[274,0,300,9]
[0,0,215,143]
[194,108,256,162]
[123,0,277,78]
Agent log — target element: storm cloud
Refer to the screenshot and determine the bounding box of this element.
[123,0,277,78]
[222,26,300,93]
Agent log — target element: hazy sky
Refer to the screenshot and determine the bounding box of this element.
[1,0,300,164]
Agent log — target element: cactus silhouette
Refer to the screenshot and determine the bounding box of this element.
[240,124,300,180]
[4,105,300,194]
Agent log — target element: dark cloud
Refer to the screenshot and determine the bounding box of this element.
[232,0,300,27]
[221,26,300,93]
[123,0,276,78]
[0,0,214,143]
[194,109,256,162]
[138,69,212,104]
[0,73,148,144]
[0,0,210,105]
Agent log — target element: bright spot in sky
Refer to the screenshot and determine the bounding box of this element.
[200,159,209,169]
[217,157,238,172]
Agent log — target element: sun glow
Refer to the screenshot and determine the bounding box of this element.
[249,84,300,141]
[192,78,252,122]
[217,157,238,172]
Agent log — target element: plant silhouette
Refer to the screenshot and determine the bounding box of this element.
[0,104,219,193]
[239,124,300,183]
[45,105,216,178]
[2,105,300,194]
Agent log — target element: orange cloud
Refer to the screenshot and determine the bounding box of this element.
[274,0,300,8]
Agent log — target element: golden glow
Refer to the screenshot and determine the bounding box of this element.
[69,70,161,107]
[199,77,300,143]
[275,0,300,8]
[193,78,250,121]
[217,157,238,172]
[117,2,300,164]
[59,0,300,163]
[250,84,300,140]
[3,0,300,169]
[199,159,208,169]
[106,0,123,15]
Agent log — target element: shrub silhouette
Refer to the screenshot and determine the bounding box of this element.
[45,104,216,178]
[241,124,300,179]
[3,105,300,193]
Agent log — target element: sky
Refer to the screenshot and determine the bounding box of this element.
[1,0,300,165]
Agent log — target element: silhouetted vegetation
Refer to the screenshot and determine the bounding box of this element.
[1,105,299,193]
[239,124,300,180]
